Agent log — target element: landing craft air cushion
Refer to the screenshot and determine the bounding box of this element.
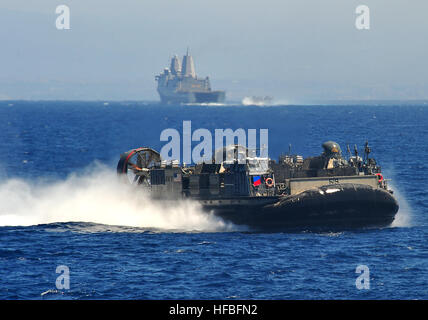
[117,141,399,230]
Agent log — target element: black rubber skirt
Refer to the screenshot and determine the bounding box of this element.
[206,183,399,231]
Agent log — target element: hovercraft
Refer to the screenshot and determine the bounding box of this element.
[117,141,399,231]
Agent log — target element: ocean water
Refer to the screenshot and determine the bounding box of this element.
[0,101,426,299]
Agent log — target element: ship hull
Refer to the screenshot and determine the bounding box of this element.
[159,90,225,104]
[200,183,399,231]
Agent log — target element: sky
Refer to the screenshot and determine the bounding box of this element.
[0,0,427,102]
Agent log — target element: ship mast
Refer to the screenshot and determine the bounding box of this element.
[170,55,181,75]
[181,48,196,78]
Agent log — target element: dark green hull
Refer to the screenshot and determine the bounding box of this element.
[201,183,399,231]
[159,90,225,104]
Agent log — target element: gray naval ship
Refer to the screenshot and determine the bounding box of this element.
[155,50,226,104]
[117,141,399,231]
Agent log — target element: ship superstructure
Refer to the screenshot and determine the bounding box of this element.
[155,50,226,104]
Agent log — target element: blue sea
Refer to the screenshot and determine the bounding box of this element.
[0,101,427,300]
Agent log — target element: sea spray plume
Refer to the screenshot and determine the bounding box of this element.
[0,163,238,232]
[242,96,273,106]
[389,182,412,228]
[378,167,412,228]
[241,96,290,106]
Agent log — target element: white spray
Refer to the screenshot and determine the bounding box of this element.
[0,164,238,232]
[389,182,413,228]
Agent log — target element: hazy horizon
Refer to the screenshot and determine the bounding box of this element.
[1,1,427,102]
